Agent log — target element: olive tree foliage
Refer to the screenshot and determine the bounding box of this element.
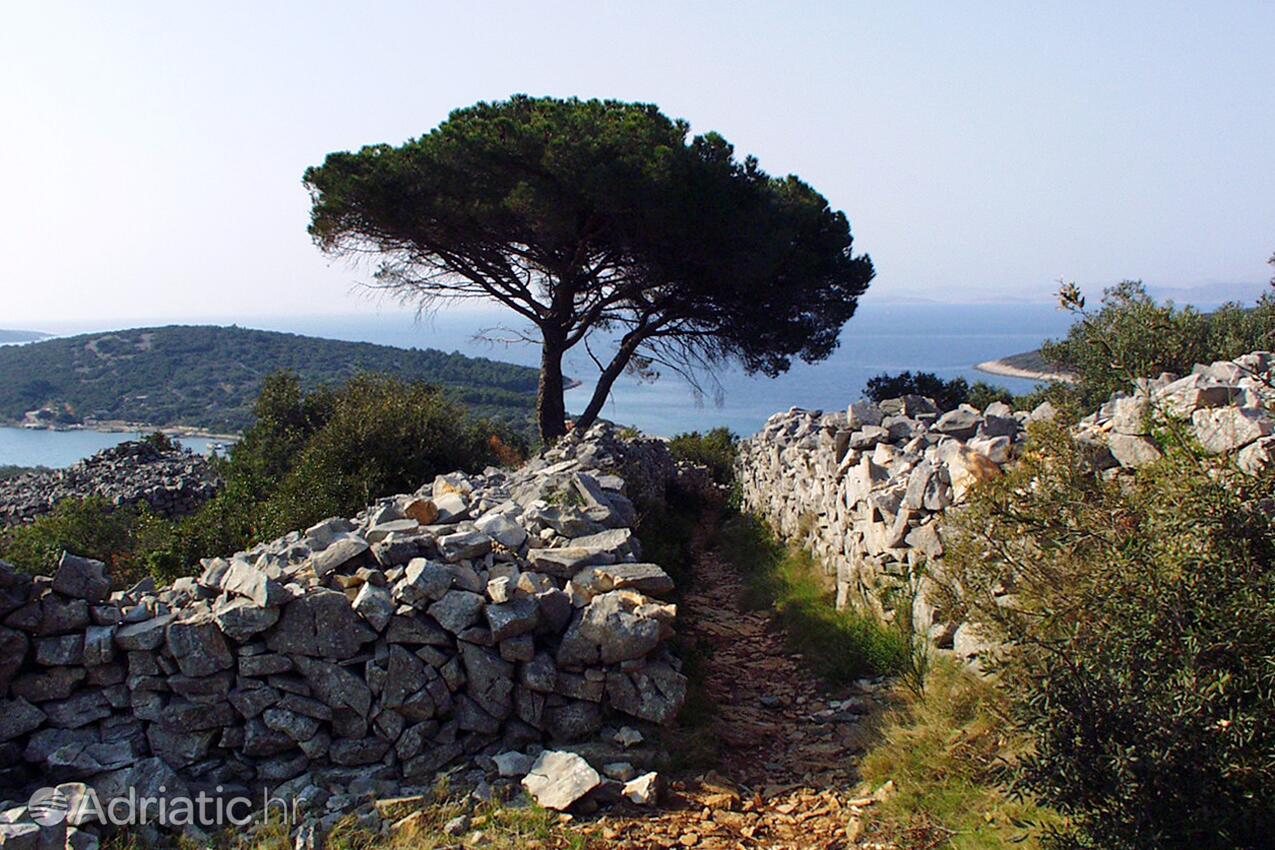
[304,95,874,441]
[1039,279,1275,408]
[937,420,1275,850]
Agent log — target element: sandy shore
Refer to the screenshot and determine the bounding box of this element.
[975,359,1077,384]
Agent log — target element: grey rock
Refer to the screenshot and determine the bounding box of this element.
[521,750,601,811]
[527,547,616,577]
[0,824,40,850]
[263,708,320,743]
[460,642,513,719]
[328,737,389,766]
[221,559,290,607]
[37,596,90,635]
[266,590,374,659]
[115,613,172,651]
[83,625,117,666]
[590,563,673,596]
[309,534,369,577]
[474,513,527,549]
[0,626,28,691]
[484,597,539,642]
[1107,433,1163,468]
[395,559,452,607]
[35,634,84,666]
[44,691,111,728]
[52,554,111,602]
[212,596,280,641]
[605,662,687,724]
[351,583,394,632]
[0,698,45,741]
[933,406,981,439]
[427,590,485,634]
[11,666,86,702]
[1192,406,1274,454]
[579,591,663,664]
[166,612,233,677]
[294,656,372,718]
[437,530,492,563]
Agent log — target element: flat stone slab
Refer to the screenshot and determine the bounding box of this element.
[521,750,601,810]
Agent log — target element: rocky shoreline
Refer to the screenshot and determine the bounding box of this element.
[5,420,241,442]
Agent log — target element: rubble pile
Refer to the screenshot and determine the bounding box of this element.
[0,440,221,527]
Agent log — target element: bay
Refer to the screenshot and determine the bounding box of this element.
[11,300,1077,467]
[0,427,225,469]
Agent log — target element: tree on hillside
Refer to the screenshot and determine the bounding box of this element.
[304,95,874,441]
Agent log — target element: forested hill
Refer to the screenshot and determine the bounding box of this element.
[0,325,542,432]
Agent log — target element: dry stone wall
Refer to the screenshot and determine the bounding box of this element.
[0,440,221,528]
[736,351,1275,660]
[0,423,687,844]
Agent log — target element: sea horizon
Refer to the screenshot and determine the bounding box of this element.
[0,301,1083,468]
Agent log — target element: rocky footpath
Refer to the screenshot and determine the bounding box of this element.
[737,351,1275,662]
[0,424,692,849]
[0,440,221,528]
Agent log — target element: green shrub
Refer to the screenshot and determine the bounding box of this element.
[0,497,148,583]
[858,659,1058,850]
[864,371,1012,412]
[940,420,1275,849]
[1040,281,1275,408]
[719,512,907,682]
[139,372,523,578]
[667,427,738,484]
[4,372,525,584]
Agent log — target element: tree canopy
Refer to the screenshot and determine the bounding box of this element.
[305,95,874,440]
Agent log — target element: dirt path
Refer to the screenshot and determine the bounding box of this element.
[579,512,887,849]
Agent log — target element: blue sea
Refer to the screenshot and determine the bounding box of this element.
[3,301,1076,467]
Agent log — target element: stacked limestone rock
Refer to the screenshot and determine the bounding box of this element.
[0,440,221,527]
[736,395,1052,653]
[0,423,687,847]
[736,350,1275,661]
[1075,351,1275,472]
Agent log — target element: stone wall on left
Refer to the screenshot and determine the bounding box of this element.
[0,423,688,845]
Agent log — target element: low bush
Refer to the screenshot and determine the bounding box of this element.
[667,427,738,484]
[864,371,1012,412]
[939,420,1275,849]
[857,659,1058,850]
[2,372,525,583]
[1040,280,1275,408]
[0,497,146,581]
[718,512,907,682]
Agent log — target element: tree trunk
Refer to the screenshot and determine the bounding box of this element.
[536,334,568,443]
[573,336,642,434]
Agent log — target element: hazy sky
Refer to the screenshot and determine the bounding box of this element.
[2,1,1273,323]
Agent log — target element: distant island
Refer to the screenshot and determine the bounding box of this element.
[0,329,52,344]
[0,325,549,433]
[976,349,1077,384]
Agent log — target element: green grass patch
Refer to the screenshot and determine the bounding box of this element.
[718,511,908,683]
[635,484,724,770]
[857,659,1060,850]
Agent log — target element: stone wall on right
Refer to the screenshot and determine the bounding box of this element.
[735,351,1275,665]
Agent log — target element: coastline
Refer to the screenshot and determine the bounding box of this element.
[5,421,240,442]
[975,359,1077,385]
